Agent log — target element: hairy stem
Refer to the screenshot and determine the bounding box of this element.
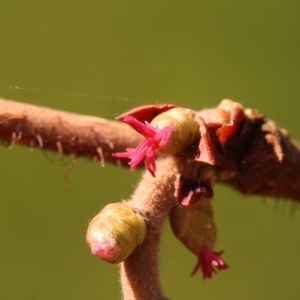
[0,98,142,165]
[120,156,183,300]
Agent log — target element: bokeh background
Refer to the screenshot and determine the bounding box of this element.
[1,1,300,299]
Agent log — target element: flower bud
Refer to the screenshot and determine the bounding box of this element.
[244,107,259,118]
[86,202,146,264]
[150,107,199,155]
[170,199,216,254]
[113,107,200,176]
[217,99,245,124]
[170,199,228,279]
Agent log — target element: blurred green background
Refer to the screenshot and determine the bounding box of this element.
[1,1,300,299]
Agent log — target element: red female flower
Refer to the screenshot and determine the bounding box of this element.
[113,107,199,177]
[113,116,173,177]
[191,245,229,279]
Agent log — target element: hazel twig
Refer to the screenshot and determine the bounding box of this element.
[1,97,300,203]
[2,97,300,300]
[120,156,182,300]
[0,98,142,165]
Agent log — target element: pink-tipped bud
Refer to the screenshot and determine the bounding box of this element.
[86,202,146,264]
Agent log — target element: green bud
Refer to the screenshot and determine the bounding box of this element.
[169,199,216,255]
[86,202,146,264]
[150,107,199,154]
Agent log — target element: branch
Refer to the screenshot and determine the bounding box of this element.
[120,156,181,300]
[1,98,300,201]
[196,107,300,201]
[226,119,300,200]
[0,98,142,166]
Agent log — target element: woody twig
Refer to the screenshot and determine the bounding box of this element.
[1,97,300,300]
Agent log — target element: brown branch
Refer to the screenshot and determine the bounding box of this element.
[196,108,300,201]
[0,98,142,165]
[1,98,300,201]
[225,120,300,200]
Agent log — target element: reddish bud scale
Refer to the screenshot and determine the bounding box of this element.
[116,103,183,123]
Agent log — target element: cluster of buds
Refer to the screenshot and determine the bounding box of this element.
[86,102,240,280]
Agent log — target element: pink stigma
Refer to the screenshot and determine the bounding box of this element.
[113,116,173,177]
[191,245,229,279]
[91,242,115,260]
